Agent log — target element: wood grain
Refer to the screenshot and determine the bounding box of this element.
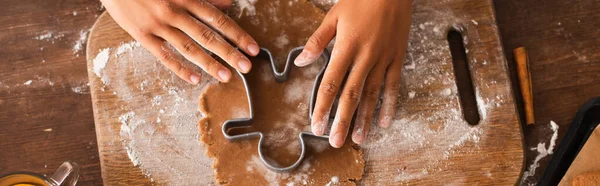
[0,0,104,185]
[494,0,600,184]
[2,0,598,185]
[359,0,524,184]
[86,13,154,186]
[87,0,524,185]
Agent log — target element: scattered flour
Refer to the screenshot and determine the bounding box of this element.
[283,61,322,104]
[72,30,89,56]
[325,176,339,186]
[274,34,290,49]
[152,96,163,106]
[34,32,54,40]
[25,76,55,87]
[520,121,559,185]
[356,6,513,184]
[404,61,416,70]
[283,79,305,104]
[93,48,110,77]
[71,83,90,94]
[34,31,65,43]
[118,111,136,126]
[236,0,258,18]
[94,41,216,184]
[115,41,141,57]
[441,88,452,96]
[408,91,416,99]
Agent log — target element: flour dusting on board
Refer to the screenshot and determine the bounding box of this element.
[115,41,141,57]
[93,48,110,77]
[357,6,509,184]
[91,41,215,185]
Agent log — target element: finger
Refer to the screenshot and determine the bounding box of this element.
[138,34,202,84]
[295,13,338,67]
[186,1,260,56]
[204,0,232,10]
[311,43,357,137]
[352,60,387,144]
[379,55,405,128]
[174,16,252,73]
[329,54,375,148]
[157,27,232,82]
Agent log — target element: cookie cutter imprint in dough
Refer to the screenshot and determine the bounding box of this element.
[221,46,331,172]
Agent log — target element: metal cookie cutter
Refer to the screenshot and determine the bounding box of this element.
[222,46,330,172]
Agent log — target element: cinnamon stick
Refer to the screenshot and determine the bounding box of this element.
[514,47,535,125]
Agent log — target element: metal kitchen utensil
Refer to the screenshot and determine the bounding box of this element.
[222,46,330,172]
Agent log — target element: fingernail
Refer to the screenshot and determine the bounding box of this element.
[238,59,251,73]
[312,120,325,136]
[218,69,231,82]
[311,120,322,136]
[380,116,392,128]
[330,133,344,148]
[352,122,365,144]
[312,112,330,135]
[247,43,259,56]
[190,74,201,84]
[352,133,364,145]
[294,51,320,67]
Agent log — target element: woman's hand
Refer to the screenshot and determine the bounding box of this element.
[295,0,413,147]
[101,0,260,83]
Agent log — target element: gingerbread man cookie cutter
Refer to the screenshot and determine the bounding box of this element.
[222,46,330,172]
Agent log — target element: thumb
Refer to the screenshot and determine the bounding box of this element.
[295,14,337,67]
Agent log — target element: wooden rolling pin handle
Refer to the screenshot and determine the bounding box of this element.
[514,47,535,125]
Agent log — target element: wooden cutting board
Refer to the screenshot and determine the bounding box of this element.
[86,0,524,185]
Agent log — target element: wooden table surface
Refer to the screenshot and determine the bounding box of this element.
[0,0,598,185]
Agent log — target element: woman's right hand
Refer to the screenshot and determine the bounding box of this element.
[101,0,260,84]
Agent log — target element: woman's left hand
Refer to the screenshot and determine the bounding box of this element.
[294,0,413,147]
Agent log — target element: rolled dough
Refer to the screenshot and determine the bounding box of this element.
[572,171,600,186]
[197,0,365,185]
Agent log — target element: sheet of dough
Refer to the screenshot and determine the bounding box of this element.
[559,125,600,186]
[197,0,364,185]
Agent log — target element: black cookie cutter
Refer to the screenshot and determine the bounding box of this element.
[222,46,330,172]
